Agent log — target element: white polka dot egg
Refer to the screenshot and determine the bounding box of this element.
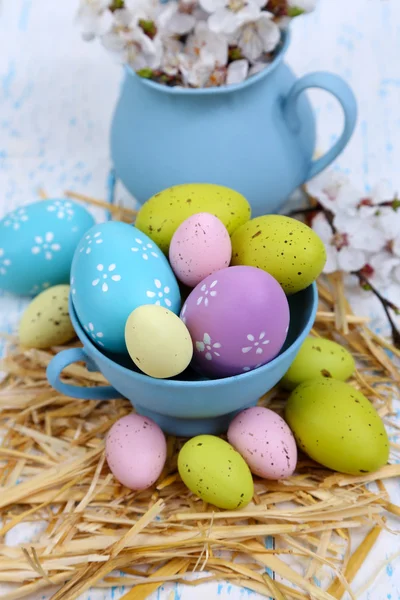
[71,221,181,354]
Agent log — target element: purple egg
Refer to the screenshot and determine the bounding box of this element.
[180,266,290,378]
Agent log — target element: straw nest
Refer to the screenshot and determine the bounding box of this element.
[0,192,399,600]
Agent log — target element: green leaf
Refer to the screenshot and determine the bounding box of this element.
[137,68,154,79]
[287,7,305,17]
[392,198,400,211]
[109,0,124,10]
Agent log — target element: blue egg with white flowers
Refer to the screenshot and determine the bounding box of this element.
[0,199,95,296]
[71,221,181,354]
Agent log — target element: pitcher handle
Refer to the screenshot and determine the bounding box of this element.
[46,347,122,400]
[283,71,357,181]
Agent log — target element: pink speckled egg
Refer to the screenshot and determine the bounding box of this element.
[228,407,297,479]
[106,414,167,490]
[169,213,232,287]
[180,265,290,378]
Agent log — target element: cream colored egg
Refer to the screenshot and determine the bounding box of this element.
[125,305,193,378]
[19,285,76,349]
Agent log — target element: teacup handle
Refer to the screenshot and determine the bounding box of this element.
[283,71,357,180]
[46,348,121,400]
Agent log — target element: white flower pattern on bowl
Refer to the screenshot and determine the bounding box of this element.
[47,200,74,220]
[84,322,105,346]
[242,332,270,355]
[3,208,29,230]
[131,238,159,260]
[196,279,218,307]
[0,248,11,275]
[196,333,222,361]
[79,231,103,254]
[29,282,50,295]
[31,232,61,260]
[146,279,172,307]
[71,276,76,295]
[92,263,122,292]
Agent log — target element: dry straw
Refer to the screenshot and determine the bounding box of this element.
[1,196,399,600]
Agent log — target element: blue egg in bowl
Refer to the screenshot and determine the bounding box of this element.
[70,221,181,354]
[47,283,317,437]
[0,199,94,296]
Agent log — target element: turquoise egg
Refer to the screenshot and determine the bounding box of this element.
[71,221,181,354]
[0,199,95,296]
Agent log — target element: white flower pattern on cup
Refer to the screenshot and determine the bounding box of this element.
[146,279,172,307]
[31,232,61,260]
[0,248,11,275]
[84,322,105,346]
[3,208,29,230]
[196,279,218,307]
[196,333,221,361]
[79,231,103,254]
[131,238,159,260]
[70,276,76,295]
[242,332,270,355]
[92,263,121,292]
[47,200,74,220]
[29,282,50,295]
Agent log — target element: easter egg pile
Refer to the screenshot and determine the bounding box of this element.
[3,184,389,510]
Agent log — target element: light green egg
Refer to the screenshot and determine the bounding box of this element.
[281,337,355,390]
[19,285,76,349]
[285,379,389,475]
[135,183,251,254]
[231,215,326,294]
[178,435,254,510]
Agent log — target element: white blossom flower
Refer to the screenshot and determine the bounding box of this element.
[79,231,103,254]
[31,232,61,261]
[0,248,11,276]
[229,11,280,61]
[77,0,113,40]
[157,0,205,35]
[3,207,29,230]
[84,322,105,346]
[196,332,222,360]
[241,332,270,355]
[202,0,266,35]
[131,237,159,260]
[146,279,172,307]
[160,37,184,75]
[178,21,228,85]
[92,263,122,292]
[196,279,218,306]
[101,25,162,70]
[306,171,361,217]
[47,200,74,220]
[185,21,228,65]
[226,59,249,84]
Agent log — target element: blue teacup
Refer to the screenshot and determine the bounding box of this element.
[46,284,317,436]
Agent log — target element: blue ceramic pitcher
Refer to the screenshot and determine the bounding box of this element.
[110,31,357,217]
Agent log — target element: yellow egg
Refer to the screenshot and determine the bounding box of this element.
[135,183,251,254]
[231,215,326,294]
[19,285,75,349]
[178,435,254,509]
[285,379,389,475]
[125,305,193,378]
[280,337,355,390]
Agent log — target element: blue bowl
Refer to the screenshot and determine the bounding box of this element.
[46,285,317,436]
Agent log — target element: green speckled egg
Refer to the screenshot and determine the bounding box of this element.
[231,215,326,294]
[281,337,355,390]
[135,184,251,254]
[19,285,76,349]
[285,379,389,475]
[178,435,254,509]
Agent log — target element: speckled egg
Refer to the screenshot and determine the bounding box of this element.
[181,266,289,378]
[169,213,232,287]
[286,379,389,475]
[231,215,326,294]
[0,199,94,296]
[19,285,76,349]
[227,407,297,480]
[178,435,254,509]
[136,183,251,254]
[280,337,355,390]
[106,414,167,490]
[71,221,181,354]
[125,305,193,378]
